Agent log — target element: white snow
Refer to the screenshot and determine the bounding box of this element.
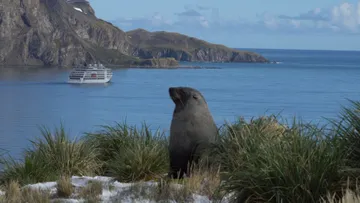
[25,181,57,190]
[0,176,222,202]
[73,7,83,12]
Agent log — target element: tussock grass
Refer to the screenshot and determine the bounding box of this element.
[83,122,133,174]
[78,180,103,202]
[0,124,102,185]
[20,187,50,203]
[0,153,53,185]
[3,180,21,203]
[333,190,360,203]
[323,180,360,203]
[213,116,350,203]
[180,159,222,200]
[332,101,360,170]
[0,180,50,203]
[154,178,193,202]
[84,123,169,182]
[29,124,102,177]
[56,176,73,198]
[325,189,360,203]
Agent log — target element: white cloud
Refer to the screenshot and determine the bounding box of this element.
[259,2,360,33]
[112,2,360,35]
[328,2,356,30]
[289,2,360,32]
[150,12,173,26]
[198,16,209,28]
[314,8,322,15]
[290,20,301,29]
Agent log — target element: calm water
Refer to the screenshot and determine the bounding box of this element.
[1,48,360,158]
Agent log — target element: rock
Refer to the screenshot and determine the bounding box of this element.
[137,58,179,67]
[0,0,135,67]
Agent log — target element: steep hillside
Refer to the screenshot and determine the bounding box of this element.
[0,0,137,67]
[0,0,269,67]
[126,29,269,63]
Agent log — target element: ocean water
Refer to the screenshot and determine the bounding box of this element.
[1,48,360,158]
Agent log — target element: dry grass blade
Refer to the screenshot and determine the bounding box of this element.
[78,180,103,202]
[56,175,74,198]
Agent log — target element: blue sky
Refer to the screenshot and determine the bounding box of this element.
[88,0,360,50]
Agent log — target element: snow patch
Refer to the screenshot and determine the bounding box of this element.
[73,7,83,12]
[0,176,219,202]
[193,195,212,203]
[25,182,57,190]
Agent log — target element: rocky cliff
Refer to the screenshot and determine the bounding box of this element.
[127,29,269,63]
[0,0,269,67]
[0,0,137,67]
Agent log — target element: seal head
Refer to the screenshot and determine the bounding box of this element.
[168,86,217,179]
[169,87,208,114]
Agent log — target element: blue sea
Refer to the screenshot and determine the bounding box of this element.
[1,48,360,158]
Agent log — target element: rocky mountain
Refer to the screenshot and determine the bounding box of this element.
[127,29,269,63]
[0,0,269,67]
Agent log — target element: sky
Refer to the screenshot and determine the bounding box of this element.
[88,0,360,50]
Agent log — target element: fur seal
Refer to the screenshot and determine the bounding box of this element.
[168,86,218,179]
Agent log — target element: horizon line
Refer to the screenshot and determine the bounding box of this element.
[234,47,360,52]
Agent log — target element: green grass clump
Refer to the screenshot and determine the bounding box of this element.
[214,116,350,203]
[0,124,102,185]
[84,123,169,182]
[83,122,134,174]
[29,124,102,177]
[332,100,360,170]
[0,152,54,185]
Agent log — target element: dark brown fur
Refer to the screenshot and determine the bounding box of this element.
[168,86,217,179]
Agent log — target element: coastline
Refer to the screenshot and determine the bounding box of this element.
[0,60,278,71]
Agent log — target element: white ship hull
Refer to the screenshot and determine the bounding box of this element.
[67,77,112,84]
[68,79,111,84]
[67,63,113,84]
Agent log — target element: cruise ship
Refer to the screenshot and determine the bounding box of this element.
[68,63,113,84]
